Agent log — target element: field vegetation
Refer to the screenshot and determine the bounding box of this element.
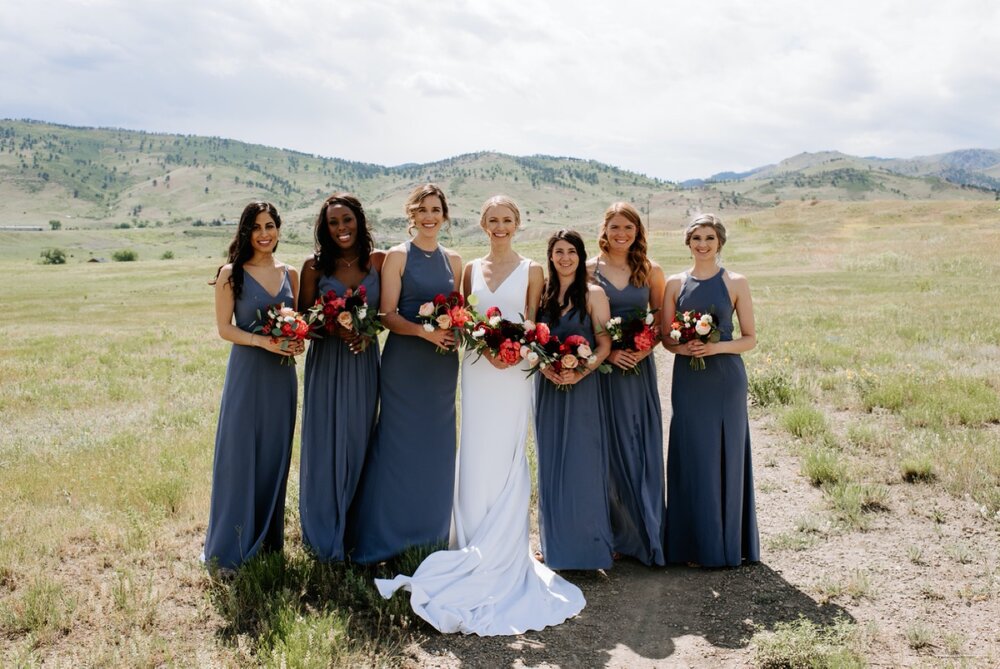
[1,198,998,666]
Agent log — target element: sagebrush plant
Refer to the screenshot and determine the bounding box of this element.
[751,616,865,669]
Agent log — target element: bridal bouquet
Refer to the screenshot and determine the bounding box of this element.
[307,285,383,353]
[604,308,660,376]
[252,303,310,365]
[417,291,476,353]
[468,306,526,365]
[669,309,720,370]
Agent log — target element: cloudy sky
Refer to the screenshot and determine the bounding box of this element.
[2,0,997,181]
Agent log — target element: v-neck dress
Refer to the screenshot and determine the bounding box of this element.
[203,268,296,570]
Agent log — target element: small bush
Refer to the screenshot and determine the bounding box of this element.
[900,453,936,483]
[749,370,797,406]
[802,447,847,486]
[112,249,138,262]
[781,405,828,439]
[160,251,174,260]
[752,616,864,669]
[40,248,67,265]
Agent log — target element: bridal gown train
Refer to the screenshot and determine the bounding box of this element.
[376,258,585,635]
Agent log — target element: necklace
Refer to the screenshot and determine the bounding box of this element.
[602,255,628,271]
[337,255,360,268]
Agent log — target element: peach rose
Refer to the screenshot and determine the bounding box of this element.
[436,313,452,330]
[336,311,354,330]
[560,353,579,370]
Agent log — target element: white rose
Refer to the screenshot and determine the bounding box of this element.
[701,314,713,324]
[418,302,435,317]
[472,327,486,339]
[527,351,539,366]
[577,343,593,358]
[520,345,530,358]
[670,329,682,341]
[587,354,597,365]
[645,312,655,325]
[695,320,712,336]
[523,320,535,331]
[488,316,502,327]
[423,323,435,332]
[357,307,368,320]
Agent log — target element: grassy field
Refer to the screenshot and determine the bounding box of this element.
[1,200,998,666]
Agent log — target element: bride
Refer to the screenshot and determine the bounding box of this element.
[375,195,586,635]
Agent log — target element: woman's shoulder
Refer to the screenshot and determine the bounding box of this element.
[723,268,748,284]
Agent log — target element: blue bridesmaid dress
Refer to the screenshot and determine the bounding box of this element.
[665,268,760,567]
[203,269,296,570]
[345,242,459,563]
[594,271,666,566]
[299,267,380,561]
[534,307,613,570]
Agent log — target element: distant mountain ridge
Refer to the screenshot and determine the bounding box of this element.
[1,119,996,234]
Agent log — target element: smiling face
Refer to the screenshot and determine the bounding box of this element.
[481,204,518,245]
[687,225,720,261]
[550,239,580,278]
[602,213,637,254]
[411,194,445,239]
[250,211,279,255]
[325,203,357,252]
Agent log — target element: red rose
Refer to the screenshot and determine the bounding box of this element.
[449,291,464,307]
[535,322,551,345]
[433,293,447,306]
[563,334,587,348]
[486,306,502,319]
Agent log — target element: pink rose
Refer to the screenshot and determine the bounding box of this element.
[418,302,435,317]
[576,343,593,359]
[560,353,579,370]
[535,322,551,345]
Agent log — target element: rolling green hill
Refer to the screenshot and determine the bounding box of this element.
[2,120,997,249]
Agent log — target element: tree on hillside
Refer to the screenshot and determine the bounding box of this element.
[49,219,61,230]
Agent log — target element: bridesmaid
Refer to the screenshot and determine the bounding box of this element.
[298,193,385,562]
[534,229,614,570]
[588,202,667,566]
[345,184,462,564]
[204,201,301,570]
[662,213,760,567]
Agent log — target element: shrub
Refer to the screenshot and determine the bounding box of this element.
[801,447,847,486]
[161,251,175,260]
[112,250,138,262]
[749,370,797,406]
[781,405,828,439]
[39,248,67,265]
[752,616,864,669]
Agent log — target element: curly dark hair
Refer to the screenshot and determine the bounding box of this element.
[310,193,374,275]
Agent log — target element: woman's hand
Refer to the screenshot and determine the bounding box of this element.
[540,365,563,384]
[422,327,456,350]
[690,341,717,358]
[483,349,513,370]
[608,348,645,371]
[257,335,302,357]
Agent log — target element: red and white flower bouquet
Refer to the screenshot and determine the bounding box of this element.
[604,308,660,375]
[669,309,720,370]
[307,285,383,353]
[417,291,476,354]
[252,303,310,365]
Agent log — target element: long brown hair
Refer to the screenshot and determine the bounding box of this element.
[211,201,281,301]
[598,201,651,287]
[405,183,449,236]
[541,229,589,325]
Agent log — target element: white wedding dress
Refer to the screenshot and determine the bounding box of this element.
[375,258,585,635]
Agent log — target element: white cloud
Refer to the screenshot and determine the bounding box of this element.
[0,0,998,180]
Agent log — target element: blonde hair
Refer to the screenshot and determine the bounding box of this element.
[405,183,449,236]
[479,195,521,230]
[599,201,651,287]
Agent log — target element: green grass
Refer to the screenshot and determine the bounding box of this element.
[751,616,865,668]
[2,199,1000,664]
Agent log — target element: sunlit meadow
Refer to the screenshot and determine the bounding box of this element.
[1,199,998,665]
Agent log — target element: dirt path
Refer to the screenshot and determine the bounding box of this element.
[403,350,1000,668]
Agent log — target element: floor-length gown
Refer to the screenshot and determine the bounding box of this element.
[299,268,380,561]
[665,268,760,567]
[595,270,666,566]
[534,307,614,570]
[376,259,585,635]
[345,242,459,564]
[203,269,296,570]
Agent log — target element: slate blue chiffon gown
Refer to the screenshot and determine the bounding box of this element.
[665,268,760,567]
[299,268,380,561]
[345,242,459,564]
[594,270,666,566]
[534,307,613,570]
[203,269,296,570]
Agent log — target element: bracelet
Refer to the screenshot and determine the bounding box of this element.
[250,334,256,347]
